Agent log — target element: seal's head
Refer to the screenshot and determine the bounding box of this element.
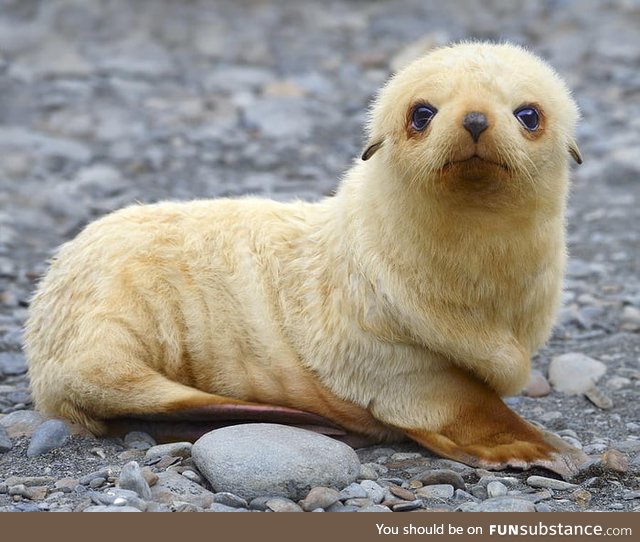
[362,42,581,209]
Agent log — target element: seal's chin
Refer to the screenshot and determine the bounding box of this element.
[440,155,510,183]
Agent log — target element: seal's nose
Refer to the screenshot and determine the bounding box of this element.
[463,112,489,143]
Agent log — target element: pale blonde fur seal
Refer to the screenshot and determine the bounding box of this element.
[25,42,586,476]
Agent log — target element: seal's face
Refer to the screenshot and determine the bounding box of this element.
[363,43,581,206]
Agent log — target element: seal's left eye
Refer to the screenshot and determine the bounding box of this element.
[514,106,540,131]
[411,104,437,131]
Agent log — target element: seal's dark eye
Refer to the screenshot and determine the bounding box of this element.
[514,106,540,131]
[411,104,437,131]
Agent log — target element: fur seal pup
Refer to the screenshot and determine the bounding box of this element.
[25,42,586,477]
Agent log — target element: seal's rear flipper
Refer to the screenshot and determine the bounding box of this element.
[401,380,588,480]
[104,402,377,447]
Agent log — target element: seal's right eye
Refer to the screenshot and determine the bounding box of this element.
[411,104,437,131]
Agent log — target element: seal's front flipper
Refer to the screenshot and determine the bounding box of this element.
[401,378,588,480]
[105,401,375,446]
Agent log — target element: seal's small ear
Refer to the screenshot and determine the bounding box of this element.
[569,139,583,165]
[361,139,384,161]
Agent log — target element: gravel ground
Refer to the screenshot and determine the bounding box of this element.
[0,0,639,512]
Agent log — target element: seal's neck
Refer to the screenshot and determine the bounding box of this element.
[332,159,566,269]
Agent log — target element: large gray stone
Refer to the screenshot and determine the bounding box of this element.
[192,423,361,501]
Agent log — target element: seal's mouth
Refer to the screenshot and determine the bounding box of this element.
[442,154,509,172]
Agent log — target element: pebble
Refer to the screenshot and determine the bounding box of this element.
[54,478,78,493]
[150,470,215,508]
[392,500,424,512]
[191,424,360,501]
[180,469,203,484]
[357,504,392,512]
[345,497,373,508]
[486,481,508,498]
[0,352,27,376]
[326,501,346,512]
[454,489,480,503]
[620,306,640,331]
[0,409,45,438]
[571,488,592,506]
[8,484,48,500]
[388,484,416,501]
[535,503,553,512]
[339,482,368,500]
[26,419,71,457]
[548,353,607,394]
[211,492,248,509]
[265,497,303,512]
[359,480,385,504]
[144,442,192,462]
[415,484,455,500]
[526,476,579,491]
[389,452,423,461]
[584,386,614,409]
[0,424,12,452]
[478,497,536,512]
[88,477,105,489]
[79,468,112,486]
[209,503,249,512]
[523,369,551,397]
[606,376,631,390]
[300,487,341,511]
[118,461,152,500]
[93,488,147,511]
[358,463,380,480]
[602,449,629,473]
[414,469,466,490]
[123,431,156,451]
[141,467,158,487]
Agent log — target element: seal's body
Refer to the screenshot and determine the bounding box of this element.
[25,43,586,476]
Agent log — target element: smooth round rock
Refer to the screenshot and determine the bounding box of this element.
[26,419,70,457]
[265,497,303,512]
[526,475,578,491]
[414,469,466,491]
[486,481,508,498]
[300,487,341,511]
[523,369,551,397]
[549,353,606,394]
[415,484,455,500]
[192,424,361,501]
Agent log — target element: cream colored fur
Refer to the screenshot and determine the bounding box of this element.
[25,42,580,444]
